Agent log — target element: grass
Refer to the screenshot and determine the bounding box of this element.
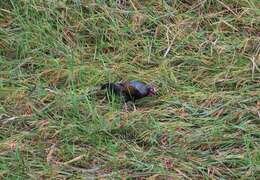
[0,0,260,179]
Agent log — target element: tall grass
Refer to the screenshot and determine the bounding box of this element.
[0,0,259,179]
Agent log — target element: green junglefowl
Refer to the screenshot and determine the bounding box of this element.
[101,80,157,111]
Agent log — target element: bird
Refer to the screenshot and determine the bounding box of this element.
[101,80,157,111]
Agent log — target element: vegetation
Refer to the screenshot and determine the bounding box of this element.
[0,0,259,179]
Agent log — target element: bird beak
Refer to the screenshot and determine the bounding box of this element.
[149,92,156,96]
[148,87,157,96]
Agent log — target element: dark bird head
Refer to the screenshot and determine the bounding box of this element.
[147,85,157,96]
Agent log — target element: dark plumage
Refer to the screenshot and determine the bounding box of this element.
[101,81,156,110]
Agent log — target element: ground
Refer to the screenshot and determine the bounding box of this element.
[0,0,260,179]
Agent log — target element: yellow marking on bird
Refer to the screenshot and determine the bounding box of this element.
[124,85,136,97]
